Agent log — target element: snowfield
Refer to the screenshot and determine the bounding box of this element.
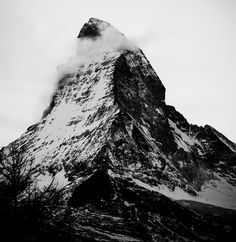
[133,175,236,210]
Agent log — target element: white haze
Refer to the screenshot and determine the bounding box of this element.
[58,26,138,79]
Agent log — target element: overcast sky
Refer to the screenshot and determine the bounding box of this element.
[0,0,235,147]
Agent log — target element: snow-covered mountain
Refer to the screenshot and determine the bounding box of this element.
[1,18,236,241]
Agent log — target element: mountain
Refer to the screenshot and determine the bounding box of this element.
[0,18,236,241]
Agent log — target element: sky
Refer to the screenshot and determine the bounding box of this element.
[0,0,235,147]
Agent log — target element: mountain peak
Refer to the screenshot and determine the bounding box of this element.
[77,18,111,39]
[74,18,138,68]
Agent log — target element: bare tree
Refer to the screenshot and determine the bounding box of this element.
[0,143,38,207]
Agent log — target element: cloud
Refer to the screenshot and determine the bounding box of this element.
[57,26,138,78]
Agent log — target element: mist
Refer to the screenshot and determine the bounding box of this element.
[58,26,138,79]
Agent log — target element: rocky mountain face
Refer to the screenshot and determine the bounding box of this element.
[0,18,236,241]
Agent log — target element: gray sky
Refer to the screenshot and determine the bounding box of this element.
[0,0,235,147]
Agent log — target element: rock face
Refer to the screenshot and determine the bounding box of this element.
[1,18,236,241]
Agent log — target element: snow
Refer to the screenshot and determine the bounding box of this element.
[54,169,70,187]
[139,123,161,151]
[34,52,119,153]
[37,173,53,190]
[107,169,120,178]
[133,177,236,210]
[198,173,236,210]
[37,169,69,190]
[76,225,140,241]
[168,119,201,152]
[155,108,164,116]
[18,50,123,188]
[133,178,193,200]
[128,163,142,171]
[149,152,162,168]
[124,201,132,207]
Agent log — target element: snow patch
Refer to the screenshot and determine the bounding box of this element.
[198,173,236,210]
[133,177,236,210]
[168,119,201,152]
[155,108,164,116]
[37,169,69,190]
